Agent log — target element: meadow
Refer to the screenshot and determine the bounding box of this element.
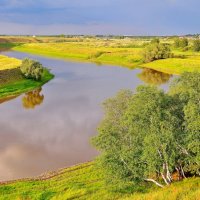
[0,162,199,200]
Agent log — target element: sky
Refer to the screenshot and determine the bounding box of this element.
[0,0,200,35]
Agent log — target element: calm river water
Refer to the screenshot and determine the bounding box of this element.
[0,51,171,181]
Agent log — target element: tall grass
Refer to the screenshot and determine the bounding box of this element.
[0,162,199,200]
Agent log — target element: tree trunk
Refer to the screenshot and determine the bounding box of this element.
[161,172,170,185]
[145,179,164,188]
[180,165,187,179]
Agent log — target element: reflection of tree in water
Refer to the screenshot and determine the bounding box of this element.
[138,68,172,85]
[22,88,44,109]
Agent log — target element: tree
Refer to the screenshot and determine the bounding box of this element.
[142,43,172,63]
[170,72,200,176]
[174,38,188,49]
[180,38,189,48]
[192,39,200,52]
[20,58,44,80]
[92,72,200,187]
[174,38,180,48]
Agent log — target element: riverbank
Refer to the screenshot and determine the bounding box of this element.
[0,55,54,99]
[0,161,199,200]
[2,39,200,74]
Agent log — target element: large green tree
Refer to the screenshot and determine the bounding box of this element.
[92,72,200,187]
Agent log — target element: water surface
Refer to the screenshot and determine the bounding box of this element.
[0,51,171,181]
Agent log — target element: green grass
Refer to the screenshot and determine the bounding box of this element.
[0,162,199,200]
[142,57,200,74]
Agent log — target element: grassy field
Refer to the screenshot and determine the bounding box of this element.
[11,41,143,68]
[0,55,21,70]
[0,162,199,200]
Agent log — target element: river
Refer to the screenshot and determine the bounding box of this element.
[0,51,171,181]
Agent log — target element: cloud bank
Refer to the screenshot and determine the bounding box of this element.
[0,0,200,35]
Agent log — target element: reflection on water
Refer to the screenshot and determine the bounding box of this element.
[0,51,172,181]
[138,68,172,85]
[22,88,44,109]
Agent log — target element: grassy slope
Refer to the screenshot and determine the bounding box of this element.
[0,162,199,200]
[9,40,200,74]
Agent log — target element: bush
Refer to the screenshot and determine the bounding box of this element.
[150,38,160,44]
[20,58,44,80]
[142,43,172,63]
[192,39,200,52]
[174,38,189,49]
[88,51,105,59]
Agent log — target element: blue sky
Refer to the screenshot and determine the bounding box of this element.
[0,0,200,35]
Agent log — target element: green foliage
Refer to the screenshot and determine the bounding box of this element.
[170,72,200,175]
[192,39,200,52]
[142,43,172,63]
[92,72,200,187]
[20,58,44,80]
[174,38,189,49]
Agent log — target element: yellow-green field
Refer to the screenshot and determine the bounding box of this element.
[5,37,200,74]
[12,41,143,68]
[0,55,21,70]
[0,162,199,200]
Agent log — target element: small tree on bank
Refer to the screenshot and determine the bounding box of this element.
[20,58,44,81]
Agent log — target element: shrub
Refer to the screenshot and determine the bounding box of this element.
[174,38,189,49]
[150,38,160,44]
[88,51,105,59]
[192,39,200,52]
[20,58,44,80]
[142,43,172,63]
